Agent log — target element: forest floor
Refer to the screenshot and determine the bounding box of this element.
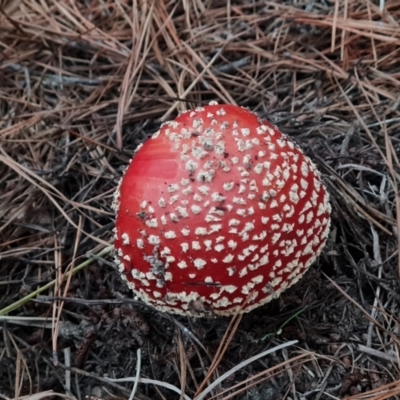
[1,1,400,399]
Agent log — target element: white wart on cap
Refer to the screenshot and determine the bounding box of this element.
[113,103,331,317]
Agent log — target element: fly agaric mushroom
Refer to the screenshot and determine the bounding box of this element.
[113,103,331,317]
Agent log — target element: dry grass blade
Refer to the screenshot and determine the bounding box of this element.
[194,341,299,400]
[383,129,400,279]
[108,376,191,400]
[322,273,400,354]
[345,378,400,400]
[0,151,110,246]
[1,390,76,400]
[210,352,318,400]
[194,313,243,397]
[51,217,82,365]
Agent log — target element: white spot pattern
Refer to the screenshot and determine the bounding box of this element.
[115,103,332,317]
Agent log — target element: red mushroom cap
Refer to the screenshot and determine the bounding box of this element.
[113,103,331,317]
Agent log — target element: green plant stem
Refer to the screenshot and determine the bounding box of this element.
[261,308,305,340]
[0,245,114,316]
